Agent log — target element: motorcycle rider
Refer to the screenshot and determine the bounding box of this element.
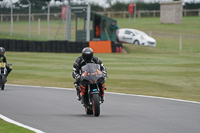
[0,47,12,77]
[72,47,107,103]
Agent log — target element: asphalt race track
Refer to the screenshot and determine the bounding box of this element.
[0,85,200,133]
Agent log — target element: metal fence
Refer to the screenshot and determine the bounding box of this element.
[97,9,200,18]
[1,9,200,22]
[149,33,200,53]
[0,1,200,52]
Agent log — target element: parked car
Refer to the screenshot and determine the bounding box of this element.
[117,28,156,47]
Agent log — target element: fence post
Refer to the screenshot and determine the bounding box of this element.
[108,12,110,18]
[10,0,13,36]
[1,14,2,22]
[153,10,156,17]
[179,35,182,51]
[32,13,34,21]
[47,3,50,40]
[149,31,152,36]
[199,9,200,16]
[138,10,140,18]
[17,14,19,21]
[196,40,198,52]
[86,4,91,42]
[184,10,187,17]
[38,18,40,35]
[134,5,136,22]
[27,0,31,38]
[123,11,126,18]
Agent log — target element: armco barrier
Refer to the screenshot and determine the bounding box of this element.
[0,39,122,53]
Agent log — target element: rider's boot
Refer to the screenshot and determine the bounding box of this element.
[6,65,12,77]
[76,87,81,101]
[75,84,81,101]
[100,95,104,103]
[77,89,81,101]
[100,85,106,103]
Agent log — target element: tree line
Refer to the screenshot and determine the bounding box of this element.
[0,1,200,14]
[94,1,200,11]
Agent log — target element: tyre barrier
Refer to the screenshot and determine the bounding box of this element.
[0,39,122,53]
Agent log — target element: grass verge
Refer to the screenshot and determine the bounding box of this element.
[0,119,34,133]
[5,48,200,102]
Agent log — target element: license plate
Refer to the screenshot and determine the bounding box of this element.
[0,62,5,67]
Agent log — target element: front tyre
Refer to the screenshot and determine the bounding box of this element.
[0,75,4,90]
[2,84,4,90]
[0,84,4,90]
[92,93,100,117]
[85,107,93,115]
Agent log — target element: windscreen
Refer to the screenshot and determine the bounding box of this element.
[81,63,100,72]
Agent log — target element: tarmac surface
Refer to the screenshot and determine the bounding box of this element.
[0,85,200,133]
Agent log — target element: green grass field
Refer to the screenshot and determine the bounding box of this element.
[6,47,200,102]
[1,16,200,39]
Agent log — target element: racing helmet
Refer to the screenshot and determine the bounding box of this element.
[82,47,93,63]
[0,47,5,55]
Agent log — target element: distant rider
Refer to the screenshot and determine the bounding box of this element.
[72,47,107,103]
[0,47,12,77]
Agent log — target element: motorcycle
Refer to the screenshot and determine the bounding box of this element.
[79,63,106,117]
[0,62,7,90]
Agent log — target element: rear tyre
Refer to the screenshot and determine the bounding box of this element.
[92,94,100,117]
[85,107,93,115]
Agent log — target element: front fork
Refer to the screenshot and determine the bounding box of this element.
[88,84,100,105]
[82,84,101,110]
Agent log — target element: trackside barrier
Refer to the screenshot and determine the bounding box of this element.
[89,41,112,53]
[0,39,122,53]
[115,46,122,53]
[116,47,119,53]
[119,47,122,53]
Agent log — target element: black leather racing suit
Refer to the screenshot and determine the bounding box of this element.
[72,56,107,98]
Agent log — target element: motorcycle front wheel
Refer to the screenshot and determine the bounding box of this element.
[0,75,4,90]
[0,84,4,90]
[92,93,100,117]
[85,107,93,115]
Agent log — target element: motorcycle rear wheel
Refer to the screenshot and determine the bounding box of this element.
[92,94,100,117]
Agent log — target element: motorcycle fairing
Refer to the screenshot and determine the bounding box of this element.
[81,63,103,84]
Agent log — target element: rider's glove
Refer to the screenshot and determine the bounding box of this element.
[102,71,107,77]
[75,74,81,81]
